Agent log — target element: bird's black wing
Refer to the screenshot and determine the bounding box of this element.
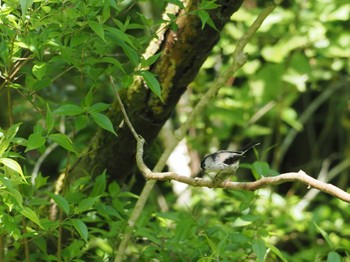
[223,154,244,165]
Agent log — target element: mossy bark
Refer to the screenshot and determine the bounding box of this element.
[74,0,244,181]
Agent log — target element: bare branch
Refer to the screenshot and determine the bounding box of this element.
[134,137,350,203]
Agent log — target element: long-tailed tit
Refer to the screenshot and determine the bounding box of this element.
[201,142,260,185]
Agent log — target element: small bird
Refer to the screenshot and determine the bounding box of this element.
[201,142,260,185]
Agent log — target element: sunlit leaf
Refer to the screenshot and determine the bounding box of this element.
[0,158,26,182]
[0,176,23,206]
[32,63,47,80]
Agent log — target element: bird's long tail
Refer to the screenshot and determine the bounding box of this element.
[241,142,260,154]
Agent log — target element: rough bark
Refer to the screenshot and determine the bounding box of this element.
[75,0,244,181]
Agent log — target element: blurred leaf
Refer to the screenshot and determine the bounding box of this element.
[48,192,70,215]
[48,133,77,153]
[53,104,84,116]
[19,0,33,16]
[70,219,88,242]
[141,53,161,68]
[19,206,43,228]
[92,172,106,197]
[76,197,98,214]
[326,4,350,21]
[88,21,105,42]
[74,115,89,131]
[0,158,26,182]
[243,124,272,137]
[314,222,334,249]
[32,63,47,80]
[136,228,162,245]
[265,242,288,262]
[327,251,342,262]
[45,104,54,134]
[25,133,46,152]
[261,36,308,63]
[84,88,94,107]
[6,123,21,140]
[232,216,255,227]
[252,238,266,262]
[282,107,303,131]
[88,103,110,113]
[90,112,117,136]
[252,161,271,179]
[0,176,23,206]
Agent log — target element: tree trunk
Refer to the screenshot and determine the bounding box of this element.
[74,0,244,181]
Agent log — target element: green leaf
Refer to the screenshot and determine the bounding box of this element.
[48,133,77,153]
[32,63,47,80]
[0,176,23,206]
[19,0,33,16]
[53,104,84,116]
[138,71,162,101]
[314,222,334,249]
[265,242,288,262]
[196,10,217,30]
[6,123,21,140]
[0,158,26,182]
[92,172,106,197]
[252,161,271,179]
[282,107,303,131]
[76,197,98,214]
[121,75,133,88]
[88,103,110,113]
[0,124,21,157]
[141,53,161,68]
[90,112,117,136]
[204,232,217,253]
[19,206,43,229]
[252,238,266,262]
[136,228,161,245]
[166,0,185,9]
[25,133,46,152]
[327,251,342,262]
[199,0,219,10]
[46,104,54,134]
[48,192,70,215]
[121,43,139,65]
[84,88,94,107]
[74,115,89,131]
[70,219,88,242]
[88,21,105,42]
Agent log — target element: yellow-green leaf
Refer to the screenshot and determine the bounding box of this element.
[0,158,26,182]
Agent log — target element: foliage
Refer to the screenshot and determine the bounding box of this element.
[0,0,349,261]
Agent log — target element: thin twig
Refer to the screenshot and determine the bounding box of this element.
[111,77,140,140]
